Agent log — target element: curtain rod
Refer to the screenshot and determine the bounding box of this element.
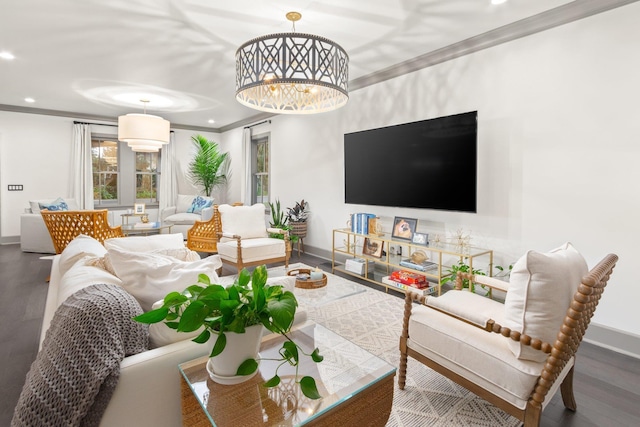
[244,119,271,129]
[73,121,175,133]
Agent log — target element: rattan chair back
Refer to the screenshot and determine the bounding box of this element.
[41,209,124,254]
[186,205,223,254]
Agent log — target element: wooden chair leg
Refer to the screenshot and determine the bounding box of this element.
[523,403,542,427]
[560,365,577,411]
[398,342,408,390]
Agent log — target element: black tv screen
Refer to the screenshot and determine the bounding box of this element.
[344,111,477,212]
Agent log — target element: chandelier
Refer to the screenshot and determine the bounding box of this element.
[235,12,349,114]
[118,100,170,152]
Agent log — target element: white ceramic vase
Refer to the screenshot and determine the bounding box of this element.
[206,324,264,385]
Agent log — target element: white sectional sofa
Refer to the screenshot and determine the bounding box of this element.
[36,233,301,427]
[20,197,80,253]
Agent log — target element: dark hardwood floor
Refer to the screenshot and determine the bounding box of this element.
[1,243,638,426]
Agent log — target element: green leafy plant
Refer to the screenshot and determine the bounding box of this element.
[286,199,310,223]
[495,263,514,279]
[134,265,323,399]
[440,260,486,290]
[188,135,230,197]
[268,199,299,243]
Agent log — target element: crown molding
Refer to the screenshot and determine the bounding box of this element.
[350,0,640,91]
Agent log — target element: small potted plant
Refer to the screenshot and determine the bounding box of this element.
[133,265,323,399]
[440,260,488,294]
[286,199,310,239]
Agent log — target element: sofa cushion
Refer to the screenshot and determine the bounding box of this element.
[176,194,196,213]
[218,203,268,239]
[164,212,201,226]
[218,238,285,264]
[104,233,185,252]
[58,234,108,277]
[87,247,201,276]
[187,196,213,214]
[30,197,79,214]
[107,249,223,311]
[504,242,588,362]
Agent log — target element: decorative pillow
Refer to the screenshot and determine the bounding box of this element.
[187,196,213,214]
[38,197,69,212]
[106,248,223,311]
[218,203,268,239]
[58,235,108,277]
[57,264,124,308]
[176,194,195,213]
[29,197,79,214]
[503,242,588,362]
[104,233,185,253]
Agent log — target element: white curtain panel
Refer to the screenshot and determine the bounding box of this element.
[159,132,177,211]
[70,123,94,209]
[241,127,252,206]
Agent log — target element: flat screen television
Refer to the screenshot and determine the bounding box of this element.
[344,111,477,212]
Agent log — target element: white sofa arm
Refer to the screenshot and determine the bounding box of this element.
[20,213,55,253]
[160,206,177,222]
[101,340,210,427]
[200,206,214,222]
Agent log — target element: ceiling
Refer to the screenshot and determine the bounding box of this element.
[0,0,629,132]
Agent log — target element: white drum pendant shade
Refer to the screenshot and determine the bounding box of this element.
[118,113,170,152]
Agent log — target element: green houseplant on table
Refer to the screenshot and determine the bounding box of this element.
[134,265,323,399]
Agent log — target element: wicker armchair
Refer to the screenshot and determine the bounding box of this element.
[398,247,618,427]
[40,209,124,254]
[186,205,223,254]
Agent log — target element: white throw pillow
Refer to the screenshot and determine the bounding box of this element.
[107,248,223,311]
[86,247,200,276]
[58,234,108,277]
[29,197,79,214]
[503,242,588,362]
[218,203,268,239]
[104,233,185,253]
[57,264,123,308]
[176,194,195,213]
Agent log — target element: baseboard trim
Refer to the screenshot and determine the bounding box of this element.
[585,323,640,359]
[304,244,640,359]
[0,236,20,245]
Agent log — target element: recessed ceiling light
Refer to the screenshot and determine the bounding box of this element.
[0,51,15,60]
[24,97,35,103]
[208,119,215,124]
[491,0,508,4]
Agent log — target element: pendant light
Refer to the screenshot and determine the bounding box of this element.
[118,100,170,152]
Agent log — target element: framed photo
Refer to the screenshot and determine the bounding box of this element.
[412,232,429,246]
[391,217,417,241]
[363,237,384,258]
[134,203,146,214]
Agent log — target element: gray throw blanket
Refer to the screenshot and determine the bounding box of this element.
[12,284,149,427]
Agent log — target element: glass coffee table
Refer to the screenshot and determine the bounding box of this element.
[179,321,396,426]
[121,222,172,236]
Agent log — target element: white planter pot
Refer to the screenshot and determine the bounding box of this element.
[206,324,264,385]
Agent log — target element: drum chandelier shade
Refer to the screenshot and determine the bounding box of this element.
[118,101,170,152]
[235,12,349,114]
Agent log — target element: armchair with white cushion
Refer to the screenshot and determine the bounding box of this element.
[160,194,214,238]
[215,203,290,274]
[398,243,618,427]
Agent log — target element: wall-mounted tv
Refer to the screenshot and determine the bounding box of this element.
[344,111,477,213]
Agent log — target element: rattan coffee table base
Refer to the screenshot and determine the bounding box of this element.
[181,372,395,427]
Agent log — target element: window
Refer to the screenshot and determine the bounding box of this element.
[92,135,160,207]
[251,134,269,205]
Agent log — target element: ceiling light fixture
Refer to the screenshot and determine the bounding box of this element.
[0,51,15,60]
[24,97,35,103]
[118,100,170,153]
[235,11,349,114]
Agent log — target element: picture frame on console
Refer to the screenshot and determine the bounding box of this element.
[134,203,145,214]
[392,217,417,241]
[412,232,429,246]
[363,237,384,258]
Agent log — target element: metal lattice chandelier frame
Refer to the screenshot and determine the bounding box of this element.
[235,28,349,114]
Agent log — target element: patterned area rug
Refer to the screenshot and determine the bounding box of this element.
[269,263,521,427]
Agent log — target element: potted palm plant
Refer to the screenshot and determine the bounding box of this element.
[188,135,230,197]
[134,265,322,399]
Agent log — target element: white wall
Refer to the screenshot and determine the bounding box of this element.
[0,111,219,237]
[221,3,640,336]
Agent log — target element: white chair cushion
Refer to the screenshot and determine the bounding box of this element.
[504,242,588,362]
[176,194,196,213]
[164,212,202,225]
[58,234,108,277]
[218,204,268,239]
[104,233,185,252]
[107,248,223,311]
[408,291,545,410]
[217,238,285,264]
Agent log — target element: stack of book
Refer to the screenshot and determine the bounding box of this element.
[382,275,436,296]
[134,221,160,228]
[399,258,438,272]
[350,213,376,235]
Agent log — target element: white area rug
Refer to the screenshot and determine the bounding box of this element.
[269,263,520,427]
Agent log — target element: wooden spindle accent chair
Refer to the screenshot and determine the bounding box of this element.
[214,203,290,274]
[40,209,124,254]
[398,248,618,427]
